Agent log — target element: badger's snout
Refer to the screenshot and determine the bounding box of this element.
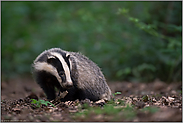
[65,82,73,88]
[62,81,73,88]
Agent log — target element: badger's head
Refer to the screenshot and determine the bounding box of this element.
[33,49,73,88]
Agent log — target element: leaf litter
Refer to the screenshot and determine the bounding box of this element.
[1,78,182,122]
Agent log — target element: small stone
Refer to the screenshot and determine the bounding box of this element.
[171,90,177,95]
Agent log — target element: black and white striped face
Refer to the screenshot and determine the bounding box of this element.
[33,49,73,88]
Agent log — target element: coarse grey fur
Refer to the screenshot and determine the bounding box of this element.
[32,48,112,102]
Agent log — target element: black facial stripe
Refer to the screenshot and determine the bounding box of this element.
[59,71,66,83]
[48,56,64,71]
[54,50,71,70]
[47,55,67,82]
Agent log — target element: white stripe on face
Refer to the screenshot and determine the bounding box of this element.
[34,62,62,83]
[50,52,73,84]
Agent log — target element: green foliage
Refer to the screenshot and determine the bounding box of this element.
[2,2,181,82]
[31,99,56,108]
[117,6,182,82]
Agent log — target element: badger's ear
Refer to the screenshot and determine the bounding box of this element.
[66,54,70,59]
[66,53,72,70]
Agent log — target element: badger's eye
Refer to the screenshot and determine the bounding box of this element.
[59,71,65,77]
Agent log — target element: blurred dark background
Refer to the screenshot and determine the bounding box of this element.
[1,1,182,83]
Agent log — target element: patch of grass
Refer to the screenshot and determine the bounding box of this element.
[73,99,136,121]
[74,104,122,121]
[141,106,159,113]
[73,97,160,121]
[107,99,125,106]
[121,104,137,120]
[31,99,56,108]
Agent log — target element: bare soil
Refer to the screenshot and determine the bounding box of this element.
[1,77,182,122]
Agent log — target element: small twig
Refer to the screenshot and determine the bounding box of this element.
[50,91,68,104]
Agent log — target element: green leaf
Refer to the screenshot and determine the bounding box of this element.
[115,92,122,95]
[31,99,38,104]
[47,101,56,108]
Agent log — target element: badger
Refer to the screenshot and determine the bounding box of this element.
[32,48,111,102]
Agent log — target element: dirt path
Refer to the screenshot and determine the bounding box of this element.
[1,77,182,122]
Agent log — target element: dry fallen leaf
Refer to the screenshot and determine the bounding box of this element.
[168,97,175,102]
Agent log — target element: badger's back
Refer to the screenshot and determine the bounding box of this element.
[33,48,111,102]
[68,51,111,101]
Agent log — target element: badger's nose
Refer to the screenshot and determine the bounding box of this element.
[65,82,73,88]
